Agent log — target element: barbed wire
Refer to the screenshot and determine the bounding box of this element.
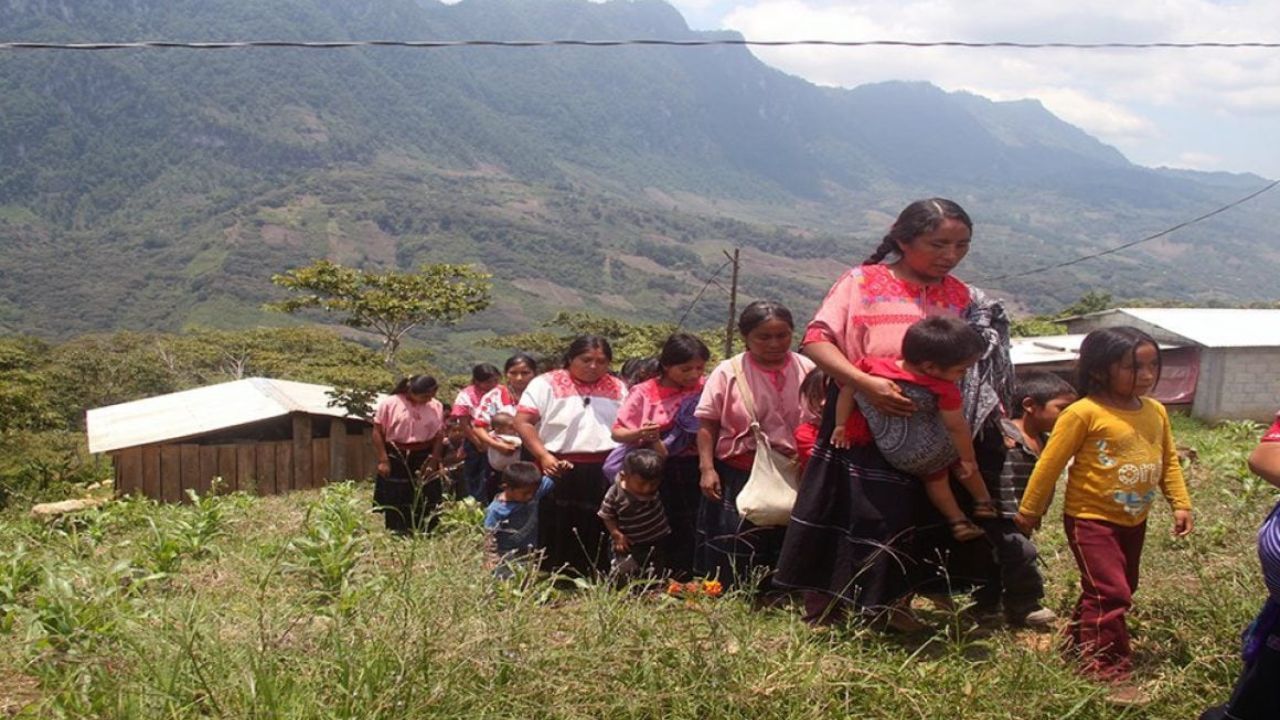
[4,38,1280,51]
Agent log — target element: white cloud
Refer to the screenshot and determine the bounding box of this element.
[700,0,1280,174]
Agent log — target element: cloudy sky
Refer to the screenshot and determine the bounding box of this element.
[665,0,1280,179]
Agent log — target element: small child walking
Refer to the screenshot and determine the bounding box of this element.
[1015,327,1193,703]
[598,449,671,578]
[483,461,555,579]
[971,371,1077,627]
[831,316,998,540]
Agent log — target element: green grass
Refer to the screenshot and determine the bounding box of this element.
[0,418,1274,718]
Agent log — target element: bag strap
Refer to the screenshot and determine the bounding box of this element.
[729,354,760,426]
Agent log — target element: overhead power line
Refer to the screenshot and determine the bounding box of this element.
[976,178,1280,284]
[4,39,1280,52]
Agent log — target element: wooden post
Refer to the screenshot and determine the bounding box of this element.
[235,443,254,494]
[142,445,161,500]
[276,441,292,495]
[116,448,142,497]
[292,414,312,492]
[160,444,182,503]
[723,247,740,358]
[180,444,200,503]
[255,443,275,496]
[329,418,347,483]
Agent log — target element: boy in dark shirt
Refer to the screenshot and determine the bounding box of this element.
[974,371,1078,627]
[598,448,670,578]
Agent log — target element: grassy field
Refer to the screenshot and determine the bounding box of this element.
[0,417,1274,719]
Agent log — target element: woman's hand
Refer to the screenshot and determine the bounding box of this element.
[376,460,391,478]
[699,467,722,502]
[859,375,916,417]
[538,452,573,478]
[493,440,519,455]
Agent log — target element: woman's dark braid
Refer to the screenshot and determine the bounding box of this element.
[862,235,898,265]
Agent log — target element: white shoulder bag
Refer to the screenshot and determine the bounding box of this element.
[729,355,800,527]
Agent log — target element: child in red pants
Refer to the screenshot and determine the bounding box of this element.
[1014,327,1193,704]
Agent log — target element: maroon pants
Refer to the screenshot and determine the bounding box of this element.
[1064,516,1147,681]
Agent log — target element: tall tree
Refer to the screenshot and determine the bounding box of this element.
[269,260,491,368]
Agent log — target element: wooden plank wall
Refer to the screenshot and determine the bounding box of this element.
[111,433,375,503]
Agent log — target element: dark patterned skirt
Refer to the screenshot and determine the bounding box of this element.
[774,386,995,611]
[694,460,787,589]
[660,454,702,581]
[373,446,442,535]
[537,461,610,576]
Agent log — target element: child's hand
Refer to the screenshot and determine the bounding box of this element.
[830,424,850,449]
[637,423,662,444]
[376,460,391,477]
[1012,512,1039,537]
[539,453,573,478]
[612,531,631,554]
[1172,509,1194,537]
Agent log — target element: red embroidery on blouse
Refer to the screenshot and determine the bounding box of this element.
[641,378,704,402]
[545,369,626,401]
[858,265,969,312]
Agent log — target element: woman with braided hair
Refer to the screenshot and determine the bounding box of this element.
[774,198,998,631]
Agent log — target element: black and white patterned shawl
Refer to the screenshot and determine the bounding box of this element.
[961,286,1015,438]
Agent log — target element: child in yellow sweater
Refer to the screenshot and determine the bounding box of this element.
[1014,326,1192,703]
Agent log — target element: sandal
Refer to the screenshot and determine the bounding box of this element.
[971,499,999,520]
[948,518,985,542]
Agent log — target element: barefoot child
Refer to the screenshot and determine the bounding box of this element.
[1015,327,1193,701]
[598,449,670,578]
[973,371,1077,627]
[831,316,997,541]
[483,461,555,579]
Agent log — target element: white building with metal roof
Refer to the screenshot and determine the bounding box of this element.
[1063,308,1280,422]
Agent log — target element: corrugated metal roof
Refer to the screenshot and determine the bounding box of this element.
[86,377,368,454]
[1011,333,1182,366]
[1010,335,1086,366]
[1114,308,1280,348]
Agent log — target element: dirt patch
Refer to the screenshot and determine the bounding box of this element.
[596,293,636,311]
[260,224,307,248]
[613,254,682,277]
[0,668,41,716]
[510,278,584,307]
[279,105,330,144]
[326,220,396,267]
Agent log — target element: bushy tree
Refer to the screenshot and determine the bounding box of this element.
[269,260,491,368]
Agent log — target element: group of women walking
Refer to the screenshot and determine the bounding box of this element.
[371,197,1006,625]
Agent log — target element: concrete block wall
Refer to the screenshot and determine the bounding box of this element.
[1201,348,1280,423]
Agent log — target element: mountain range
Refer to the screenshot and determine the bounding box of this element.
[1,0,1277,356]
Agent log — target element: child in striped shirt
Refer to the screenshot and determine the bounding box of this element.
[598,448,670,579]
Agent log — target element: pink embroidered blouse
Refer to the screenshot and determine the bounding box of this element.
[613,377,705,457]
[695,351,815,463]
[802,263,971,363]
[374,394,445,446]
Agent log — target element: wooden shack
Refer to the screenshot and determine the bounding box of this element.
[86,378,380,502]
